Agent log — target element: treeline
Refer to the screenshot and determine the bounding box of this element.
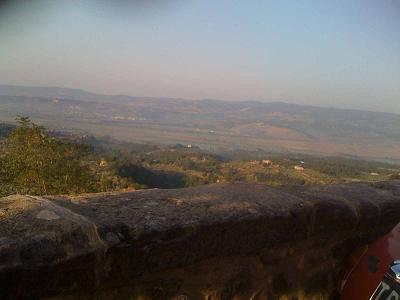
[0,118,215,196]
[0,118,399,197]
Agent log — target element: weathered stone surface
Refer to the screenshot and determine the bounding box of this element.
[0,181,400,299]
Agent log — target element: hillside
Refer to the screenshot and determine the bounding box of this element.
[1,85,400,161]
[1,119,398,198]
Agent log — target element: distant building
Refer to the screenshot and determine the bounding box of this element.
[99,159,108,167]
[370,172,379,176]
[187,144,192,148]
[262,159,273,166]
[294,165,305,171]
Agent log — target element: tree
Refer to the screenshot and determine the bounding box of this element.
[0,117,97,196]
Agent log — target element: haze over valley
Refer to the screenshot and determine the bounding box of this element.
[1,84,399,163]
[1,1,400,298]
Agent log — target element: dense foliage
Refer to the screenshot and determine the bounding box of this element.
[0,118,99,196]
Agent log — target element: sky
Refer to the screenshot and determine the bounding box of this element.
[0,0,399,113]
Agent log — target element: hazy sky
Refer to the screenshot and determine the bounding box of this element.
[0,0,399,113]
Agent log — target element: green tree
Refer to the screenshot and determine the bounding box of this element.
[0,117,97,196]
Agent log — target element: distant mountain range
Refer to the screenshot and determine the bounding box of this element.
[1,84,400,162]
[0,84,181,103]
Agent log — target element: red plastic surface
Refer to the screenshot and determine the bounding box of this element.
[340,223,400,300]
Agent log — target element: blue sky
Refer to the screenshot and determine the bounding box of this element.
[0,0,399,113]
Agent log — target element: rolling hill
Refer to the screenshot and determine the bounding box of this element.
[1,84,399,162]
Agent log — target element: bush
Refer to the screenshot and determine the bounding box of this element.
[0,117,98,196]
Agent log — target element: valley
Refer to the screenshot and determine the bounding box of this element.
[1,85,400,163]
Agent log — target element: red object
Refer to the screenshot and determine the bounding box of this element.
[340,223,400,300]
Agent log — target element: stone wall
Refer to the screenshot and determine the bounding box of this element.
[1,181,400,299]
